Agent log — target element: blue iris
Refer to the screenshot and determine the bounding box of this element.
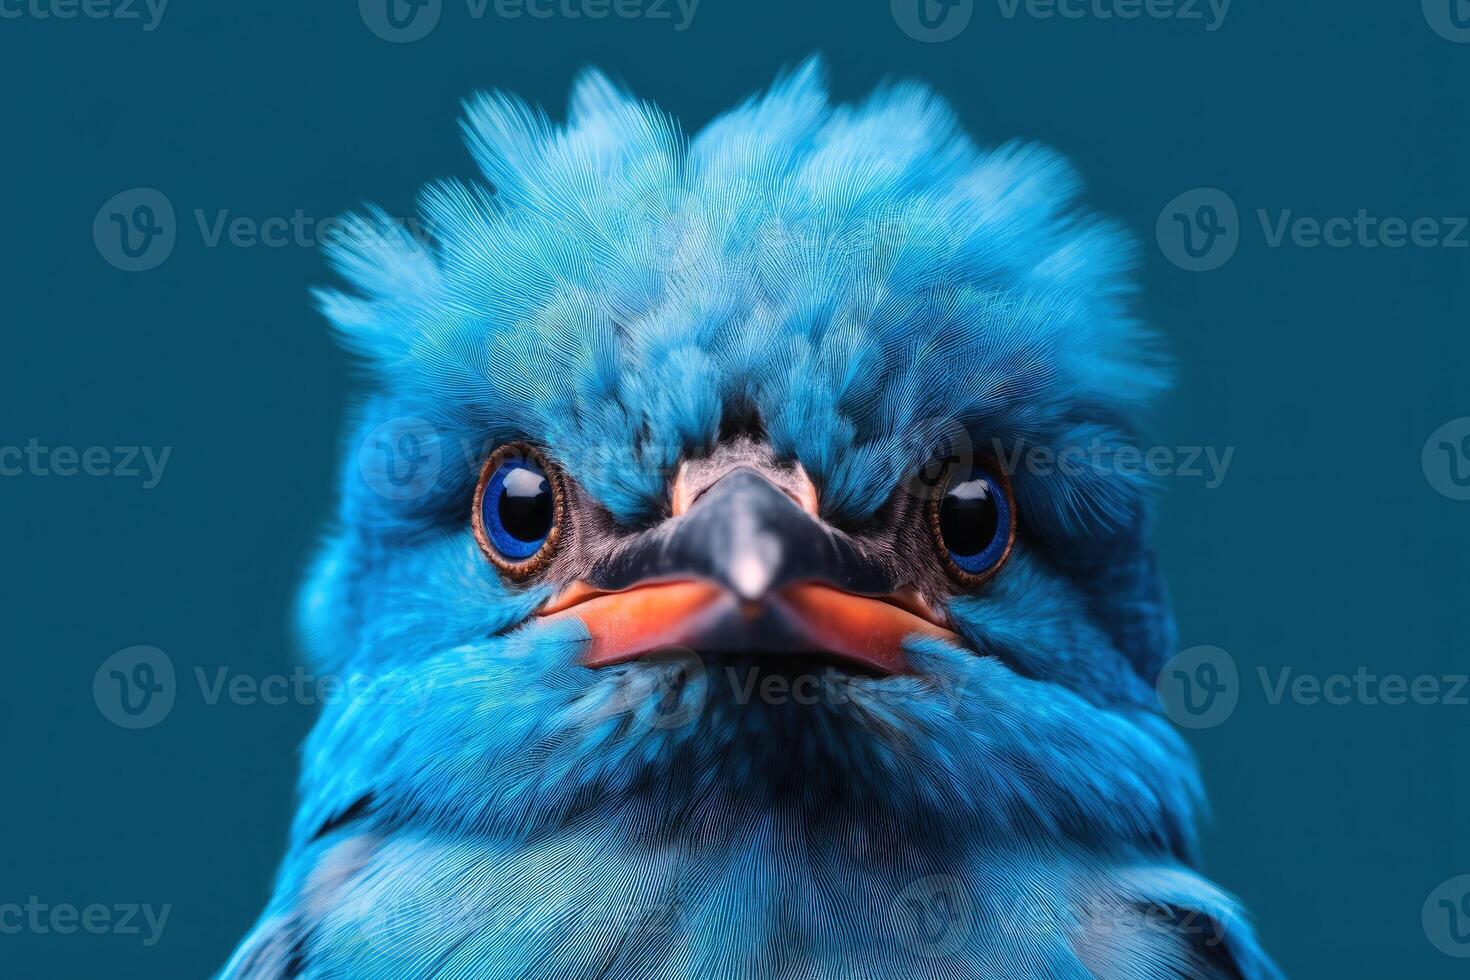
[481,456,554,561]
[938,469,1010,576]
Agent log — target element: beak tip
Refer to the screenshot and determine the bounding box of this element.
[727,550,777,603]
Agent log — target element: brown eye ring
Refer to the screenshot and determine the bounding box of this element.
[472,442,565,581]
[926,457,1017,588]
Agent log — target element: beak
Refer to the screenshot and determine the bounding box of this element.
[538,468,955,674]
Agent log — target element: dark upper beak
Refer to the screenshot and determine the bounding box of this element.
[584,468,901,599]
[540,468,954,673]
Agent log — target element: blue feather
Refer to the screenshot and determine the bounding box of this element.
[223,58,1280,979]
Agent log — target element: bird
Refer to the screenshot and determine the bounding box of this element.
[221,58,1281,979]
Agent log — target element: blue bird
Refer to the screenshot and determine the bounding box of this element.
[222,59,1281,979]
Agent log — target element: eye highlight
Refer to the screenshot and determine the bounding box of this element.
[472,443,563,578]
[929,461,1016,586]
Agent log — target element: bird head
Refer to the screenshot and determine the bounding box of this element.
[295,59,1197,864]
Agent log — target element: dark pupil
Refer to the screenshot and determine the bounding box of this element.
[497,465,552,542]
[940,478,999,557]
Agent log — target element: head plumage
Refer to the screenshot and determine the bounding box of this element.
[317,57,1164,529]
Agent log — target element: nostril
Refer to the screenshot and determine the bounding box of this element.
[671,460,819,517]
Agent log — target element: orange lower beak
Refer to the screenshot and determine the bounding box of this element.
[539,580,955,675]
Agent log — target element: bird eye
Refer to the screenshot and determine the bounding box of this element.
[473,444,563,577]
[929,461,1016,585]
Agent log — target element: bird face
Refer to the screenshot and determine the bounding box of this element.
[298,407,1195,857]
[223,61,1288,980]
[292,61,1199,865]
[477,434,1007,675]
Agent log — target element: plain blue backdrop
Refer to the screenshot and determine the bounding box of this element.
[1,1,1466,976]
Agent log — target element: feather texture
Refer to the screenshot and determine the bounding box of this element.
[224,60,1279,980]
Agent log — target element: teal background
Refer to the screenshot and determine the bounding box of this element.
[1,1,1466,976]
